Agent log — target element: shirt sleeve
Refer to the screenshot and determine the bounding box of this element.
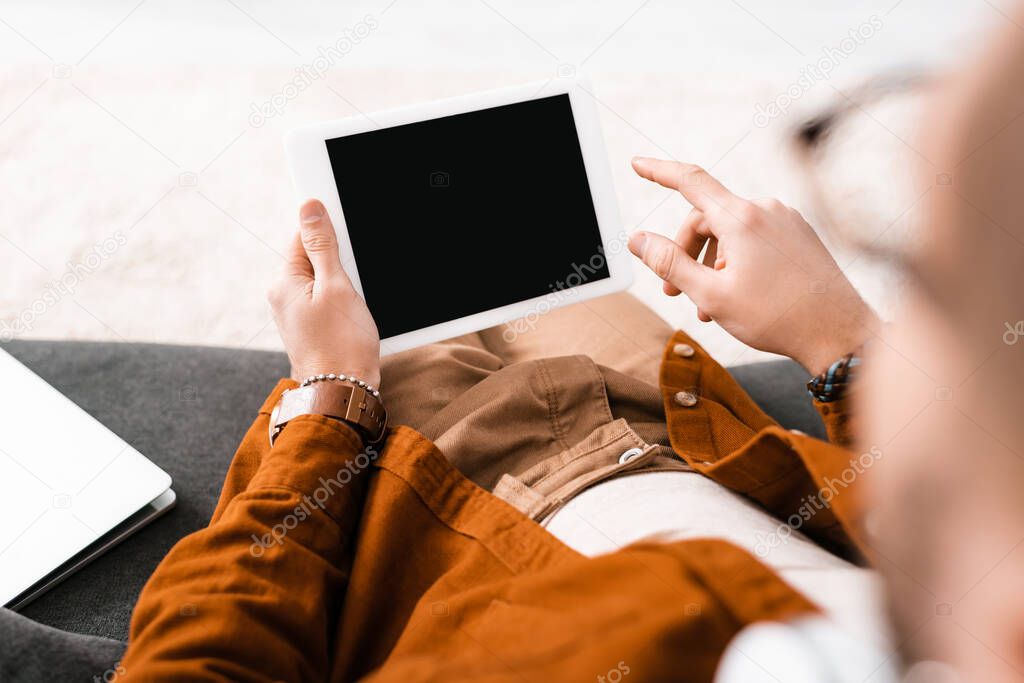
[119,381,375,682]
[812,394,857,449]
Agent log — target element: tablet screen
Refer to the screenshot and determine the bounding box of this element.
[325,94,610,339]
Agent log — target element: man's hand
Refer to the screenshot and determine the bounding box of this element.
[628,157,878,374]
[267,199,381,387]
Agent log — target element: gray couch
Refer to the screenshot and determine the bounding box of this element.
[0,341,824,680]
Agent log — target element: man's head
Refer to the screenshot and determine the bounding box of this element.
[862,6,1024,679]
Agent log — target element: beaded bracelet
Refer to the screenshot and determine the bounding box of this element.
[300,372,380,398]
[806,353,860,403]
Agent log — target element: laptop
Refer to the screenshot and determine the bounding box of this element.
[0,349,174,609]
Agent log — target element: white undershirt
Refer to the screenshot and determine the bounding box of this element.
[543,470,891,650]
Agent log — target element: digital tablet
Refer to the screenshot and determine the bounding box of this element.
[285,77,632,354]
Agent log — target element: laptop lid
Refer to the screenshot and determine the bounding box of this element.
[0,349,172,606]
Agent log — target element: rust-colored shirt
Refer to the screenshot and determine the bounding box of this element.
[119,332,868,682]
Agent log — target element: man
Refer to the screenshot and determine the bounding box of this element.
[860,6,1024,681]
[116,154,884,681]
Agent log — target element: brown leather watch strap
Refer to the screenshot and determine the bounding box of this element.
[269,382,387,445]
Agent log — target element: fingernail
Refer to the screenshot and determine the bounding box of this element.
[628,231,647,257]
[300,199,324,224]
[631,156,649,171]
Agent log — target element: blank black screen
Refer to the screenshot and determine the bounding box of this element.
[325,94,609,339]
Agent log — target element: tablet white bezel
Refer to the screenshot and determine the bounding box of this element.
[285,77,633,355]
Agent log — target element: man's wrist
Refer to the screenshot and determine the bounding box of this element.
[291,364,381,390]
[796,305,878,376]
[800,341,861,377]
[270,381,388,445]
[803,308,877,402]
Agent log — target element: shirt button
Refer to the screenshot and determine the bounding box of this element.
[673,343,695,358]
[674,391,698,407]
[618,447,644,464]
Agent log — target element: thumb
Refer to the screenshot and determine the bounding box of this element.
[298,199,345,281]
[629,231,712,300]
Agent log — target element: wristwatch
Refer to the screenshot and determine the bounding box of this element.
[269,381,387,446]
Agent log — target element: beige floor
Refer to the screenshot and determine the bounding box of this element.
[0,1,995,363]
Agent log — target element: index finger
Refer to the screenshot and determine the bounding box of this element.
[632,157,741,213]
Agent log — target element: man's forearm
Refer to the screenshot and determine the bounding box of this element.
[120,412,372,683]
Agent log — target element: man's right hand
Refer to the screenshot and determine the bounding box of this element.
[628,157,878,375]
